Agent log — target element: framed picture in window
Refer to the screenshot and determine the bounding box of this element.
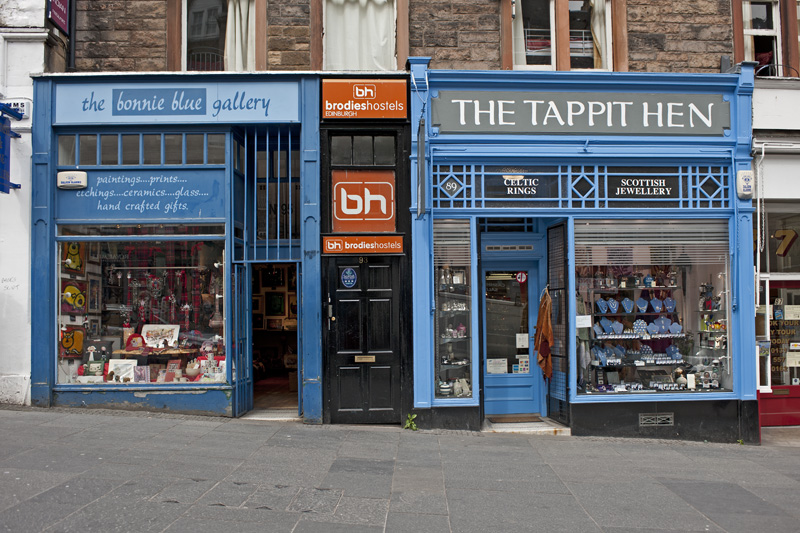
[264,292,285,318]
[60,279,87,315]
[88,243,100,263]
[61,242,87,277]
[261,266,285,290]
[288,294,297,318]
[252,295,264,314]
[267,319,283,330]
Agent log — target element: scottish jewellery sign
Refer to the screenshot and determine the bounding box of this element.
[432,91,730,136]
[55,81,299,124]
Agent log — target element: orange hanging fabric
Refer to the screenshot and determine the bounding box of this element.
[534,287,554,380]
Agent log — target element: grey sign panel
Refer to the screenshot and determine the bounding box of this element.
[432,91,730,136]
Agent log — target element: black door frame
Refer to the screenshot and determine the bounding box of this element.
[319,119,411,424]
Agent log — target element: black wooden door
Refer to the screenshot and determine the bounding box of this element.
[325,256,401,424]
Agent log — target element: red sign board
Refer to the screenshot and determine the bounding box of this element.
[322,79,407,119]
[332,170,395,233]
[48,0,70,35]
[323,235,404,255]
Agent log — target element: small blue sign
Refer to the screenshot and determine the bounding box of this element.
[341,268,357,288]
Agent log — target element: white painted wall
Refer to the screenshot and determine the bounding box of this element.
[0,0,49,404]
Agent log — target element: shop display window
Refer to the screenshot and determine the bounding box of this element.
[57,225,227,385]
[433,220,473,399]
[576,221,732,395]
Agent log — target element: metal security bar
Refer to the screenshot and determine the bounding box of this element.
[547,223,570,425]
[431,165,731,210]
[233,126,301,262]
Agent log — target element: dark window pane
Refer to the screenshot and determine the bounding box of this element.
[79,134,97,165]
[208,134,225,164]
[353,136,373,165]
[374,136,394,165]
[164,134,182,165]
[331,136,352,165]
[186,134,204,164]
[121,135,139,165]
[100,135,118,165]
[143,135,161,165]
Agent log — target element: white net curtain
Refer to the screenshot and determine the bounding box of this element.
[325,0,396,70]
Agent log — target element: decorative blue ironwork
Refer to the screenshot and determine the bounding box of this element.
[432,164,730,210]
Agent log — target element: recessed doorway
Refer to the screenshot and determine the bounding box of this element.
[251,263,299,415]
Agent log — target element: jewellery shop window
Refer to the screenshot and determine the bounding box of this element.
[575,220,732,395]
[57,225,227,385]
[433,220,473,400]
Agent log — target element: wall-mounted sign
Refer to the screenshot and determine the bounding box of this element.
[0,100,30,119]
[0,117,11,193]
[433,90,730,136]
[484,172,559,199]
[55,82,299,125]
[48,0,69,35]
[322,79,407,119]
[607,175,680,199]
[57,171,88,189]
[323,235,404,254]
[332,170,395,232]
[341,267,358,288]
[56,170,225,221]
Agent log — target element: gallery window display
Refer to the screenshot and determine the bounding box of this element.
[57,225,227,385]
[575,220,732,395]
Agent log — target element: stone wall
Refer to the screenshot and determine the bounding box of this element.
[267,0,311,70]
[627,0,733,73]
[409,0,501,70]
[75,0,168,71]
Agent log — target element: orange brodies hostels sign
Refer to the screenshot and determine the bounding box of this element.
[322,79,407,119]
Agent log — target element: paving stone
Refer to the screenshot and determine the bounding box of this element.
[385,512,451,533]
[286,487,343,514]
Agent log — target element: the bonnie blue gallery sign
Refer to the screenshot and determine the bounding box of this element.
[54,81,299,125]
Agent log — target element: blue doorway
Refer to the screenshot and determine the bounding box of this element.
[482,262,545,415]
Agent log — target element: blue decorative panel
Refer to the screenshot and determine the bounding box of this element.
[56,169,225,221]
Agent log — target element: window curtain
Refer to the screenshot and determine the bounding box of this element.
[225,0,256,71]
[590,0,607,69]
[325,0,396,70]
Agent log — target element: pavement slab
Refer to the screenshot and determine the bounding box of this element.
[0,405,798,532]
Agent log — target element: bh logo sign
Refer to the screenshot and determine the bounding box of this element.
[332,170,395,232]
[353,84,376,99]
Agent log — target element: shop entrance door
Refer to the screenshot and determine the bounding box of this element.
[482,263,543,415]
[324,256,401,424]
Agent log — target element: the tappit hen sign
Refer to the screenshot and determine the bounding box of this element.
[322,79,407,119]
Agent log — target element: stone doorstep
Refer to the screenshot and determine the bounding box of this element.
[482,417,571,436]
[240,408,302,422]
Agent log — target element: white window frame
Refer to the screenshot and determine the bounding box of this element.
[513,0,613,72]
[742,0,783,70]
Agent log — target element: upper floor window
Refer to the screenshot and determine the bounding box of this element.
[512,0,611,70]
[324,0,396,70]
[185,0,256,71]
[743,1,782,74]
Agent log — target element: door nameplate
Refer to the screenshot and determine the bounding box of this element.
[355,355,376,363]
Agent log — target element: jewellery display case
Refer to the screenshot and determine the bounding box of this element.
[578,265,731,394]
[435,265,473,398]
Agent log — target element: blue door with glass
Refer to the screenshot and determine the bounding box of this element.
[482,262,544,415]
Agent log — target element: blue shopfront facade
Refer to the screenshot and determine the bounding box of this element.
[408,58,760,442]
[30,73,323,419]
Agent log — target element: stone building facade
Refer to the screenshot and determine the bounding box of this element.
[71,0,734,73]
